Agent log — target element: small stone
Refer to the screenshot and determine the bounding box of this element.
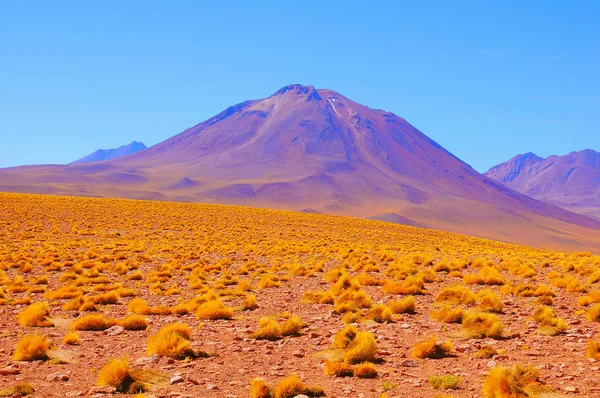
[103,325,124,336]
[170,375,184,385]
[0,367,20,375]
[207,384,218,390]
[47,373,69,382]
[400,359,418,367]
[564,386,579,393]
[293,395,310,398]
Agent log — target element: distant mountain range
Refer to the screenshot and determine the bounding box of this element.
[485,149,600,219]
[1,84,600,251]
[71,141,147,164]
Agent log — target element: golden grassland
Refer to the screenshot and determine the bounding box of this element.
[2,192,600,397]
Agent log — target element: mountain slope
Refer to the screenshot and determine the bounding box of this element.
[1,84,600,251]
[485,150,600,219]
[71,141,147,164]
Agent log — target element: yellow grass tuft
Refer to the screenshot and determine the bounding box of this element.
[436,284,476,305]
[272,374,324,398]
[354,362,378,378]
[461,311,503,339]
[70,314,117,331]
[429,374,461,390]
[532,306,567,336]
[344,331,377,364]
[364,304,393,323]
[411,335,452,359]
[13,334,50,361]
[430,304,463,323]
[250,378,272,398]
[62,332,80,345]
[119,314,148,331]
[97,357,144,394]
[482,365,547,398]
[281,315,303,336]
[332,325,358,349]
[387,296,416,314]
[477,289,504,313]
[585,303,600,322]
[17,302,53,327]
[474,345,498,358]
[196,299,233,320]
[0,382,35,397]
[586,339,600,360]
[146,323,206,359]
[242,294,258,310]
[251,317,282,340]
[324,360,353,377]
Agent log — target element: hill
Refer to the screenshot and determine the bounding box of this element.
[0,192,598,396]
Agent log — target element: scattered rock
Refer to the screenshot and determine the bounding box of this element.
[47,372,70,382]
[170,375,185,385]
[400,360,418,368]
[103,325,124,336]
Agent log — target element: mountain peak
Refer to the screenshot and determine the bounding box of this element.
[271,84,322,101]
[71,141,147,164]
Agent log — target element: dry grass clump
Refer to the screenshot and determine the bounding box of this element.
[324,360,354,377]
[13,334,50,361]
[333,289,372,313]
[363,304,393,323]
[387,296,416,314]
[281,315,304,336]
[71,314,117,331]
[196,299,233,320]
[63,332,80,345]
[0,382,35,397]
[585,339,600,360]
[251,315,304,340]
[250,378,272,398]
[532,306,567,335]
[482,365,548,398]
[474,345,498,358]
[353,362,378,378]
[17,302,53,327]
[477,289,504,313]
[301,290,334,304]
[411,335,452,359]
[436,284,476,305]
[242,294,258,310]
[344,331,378,364]
[461,311,503,339]
[585,303,600,322]
[146,323,208,359]
[430,304,463,323]
[251,374,325,398]
[429,374,461,390]
[381,275,426,295]
[119,314,148,331]
[332,325,358,349]
[251,317,282,340]
[97,357,145,394]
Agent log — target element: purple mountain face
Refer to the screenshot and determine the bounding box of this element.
[71,141,147,164]
[485,150,600,219]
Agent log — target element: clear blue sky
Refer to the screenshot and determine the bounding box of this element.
[1,1,598,172]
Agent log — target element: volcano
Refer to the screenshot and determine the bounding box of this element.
[2,84,600,251]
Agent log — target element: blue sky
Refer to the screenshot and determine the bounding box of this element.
[1,1,598,172]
